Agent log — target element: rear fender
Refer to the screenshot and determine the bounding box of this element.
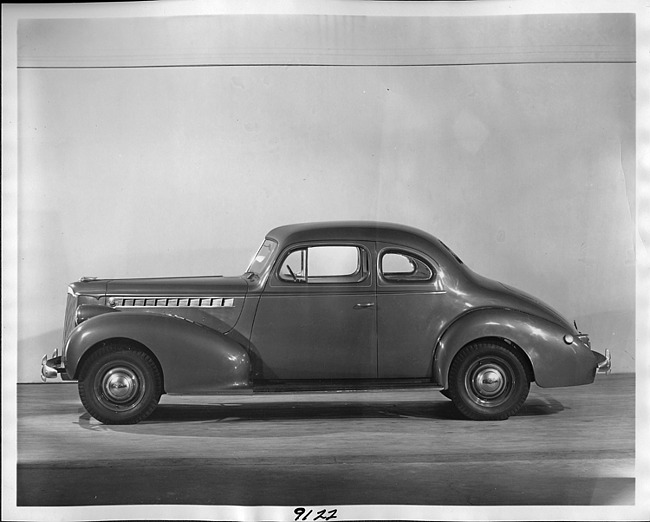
[65,312,250,393]
[434,308,597,389]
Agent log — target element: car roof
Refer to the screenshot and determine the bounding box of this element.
[266,221,442,251]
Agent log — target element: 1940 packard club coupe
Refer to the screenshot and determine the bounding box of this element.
[41,221,611,424]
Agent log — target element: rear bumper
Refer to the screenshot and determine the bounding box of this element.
[593,349,612,375]
[40,352,67,382]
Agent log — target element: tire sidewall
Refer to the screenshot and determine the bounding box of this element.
[449,342,529,420]
[78,345,161,424]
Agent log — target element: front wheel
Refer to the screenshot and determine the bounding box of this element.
[448,341,530,420]
[78,343,162,424]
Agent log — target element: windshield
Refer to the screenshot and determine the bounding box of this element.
[246,239,278,276]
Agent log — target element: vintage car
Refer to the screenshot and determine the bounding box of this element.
[41,221,610,424]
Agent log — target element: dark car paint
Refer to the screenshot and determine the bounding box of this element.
[106,275,248,296]
[61,221,599,394]
[65,312,250,394]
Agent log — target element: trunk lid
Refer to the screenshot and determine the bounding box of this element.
[468,271,574,331]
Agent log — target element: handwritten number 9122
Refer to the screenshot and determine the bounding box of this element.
[294,507,338,521]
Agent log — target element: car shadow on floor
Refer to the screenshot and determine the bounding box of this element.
[517,395,565,416]
[144,399,460,423]
[131,394,565,425]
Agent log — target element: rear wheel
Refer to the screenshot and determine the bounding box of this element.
[78,343,162,424]
[448,341,530,420]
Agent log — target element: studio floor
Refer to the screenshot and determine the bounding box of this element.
[16,373,634,507]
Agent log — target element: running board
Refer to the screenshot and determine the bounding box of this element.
[253,379,444,393]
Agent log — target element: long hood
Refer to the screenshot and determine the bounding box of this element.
[468,271,574,331]
[105,275,248,297]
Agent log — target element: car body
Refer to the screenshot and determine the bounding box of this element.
[42,221,611,424]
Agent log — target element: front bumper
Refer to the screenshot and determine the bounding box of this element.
[593,349,612,375]
[41,351,67,382]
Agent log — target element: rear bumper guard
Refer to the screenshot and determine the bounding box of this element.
[593,349,612,375]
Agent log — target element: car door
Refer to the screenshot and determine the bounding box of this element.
[250,242,377,380]
[376,244,446,378]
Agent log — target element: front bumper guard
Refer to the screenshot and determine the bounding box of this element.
[594,349,612,375]
[41,352,66,382]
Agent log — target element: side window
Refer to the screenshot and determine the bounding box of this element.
[380,250,433,283]
[279,245,366,283]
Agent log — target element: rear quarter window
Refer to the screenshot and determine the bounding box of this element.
[380,250,434,283]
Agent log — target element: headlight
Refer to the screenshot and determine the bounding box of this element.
[76,304,117,325]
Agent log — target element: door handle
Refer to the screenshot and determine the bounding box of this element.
[354,302,375,309]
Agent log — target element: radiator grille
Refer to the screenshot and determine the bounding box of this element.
[62,290,77,347]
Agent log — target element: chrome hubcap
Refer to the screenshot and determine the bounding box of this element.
[102,367,139,404]
[465,358,512,407]
[473,366,506,398]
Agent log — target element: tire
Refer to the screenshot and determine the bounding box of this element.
[78,343,162,425]
[448,341,530,421]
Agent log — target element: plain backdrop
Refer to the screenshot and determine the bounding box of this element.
[15,12,636,382]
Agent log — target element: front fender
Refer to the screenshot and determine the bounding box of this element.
[65,311,251,393]
[434,308,597,389]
